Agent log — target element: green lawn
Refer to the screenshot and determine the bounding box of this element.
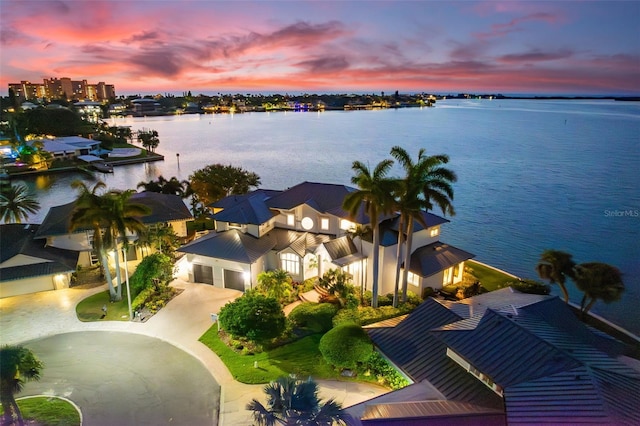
[466,260,518,291]
[75,289,132,321]
[199,327,347,384]
[0,397,80,426]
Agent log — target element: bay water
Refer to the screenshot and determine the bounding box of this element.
[18,99,640,334]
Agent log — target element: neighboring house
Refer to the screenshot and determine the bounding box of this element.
[34,191,193,270]
[344,288,640,426]
[0,224,78,298]
[177,181,472,294]
[38,136,102,160]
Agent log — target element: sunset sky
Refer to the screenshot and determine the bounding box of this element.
[1,0,639,96]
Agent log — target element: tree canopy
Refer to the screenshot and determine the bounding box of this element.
[218,292,285,342]
[0,184,40,223]
[1,345,43,426]
[13,108,94,138]
[189,163,261,207]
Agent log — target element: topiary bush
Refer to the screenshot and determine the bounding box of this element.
[319,323,374,370]
[288,302,340,333]
[218,292,286,342]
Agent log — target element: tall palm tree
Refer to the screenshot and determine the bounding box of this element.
[535,250,576,303]
[69,181,118,300]
[102,189,151,300]
[343,159,397,308]
[574,262,624,317]
[246,375,347,426]
[0,183,40,224]
[390,146,457,303]
[1,345,43,426]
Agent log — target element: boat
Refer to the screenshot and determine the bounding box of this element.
[77,154,114,173]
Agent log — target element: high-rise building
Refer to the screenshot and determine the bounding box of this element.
[8,77,116,102]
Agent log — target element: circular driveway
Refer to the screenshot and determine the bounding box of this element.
[22,331,219,426]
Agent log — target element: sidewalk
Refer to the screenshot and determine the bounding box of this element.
[0,280,388,425]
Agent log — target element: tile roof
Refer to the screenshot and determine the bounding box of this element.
[408,241,475,277]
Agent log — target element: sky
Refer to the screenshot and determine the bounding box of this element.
[1,0,639,96]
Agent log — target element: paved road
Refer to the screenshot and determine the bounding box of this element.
[22,332,219,426]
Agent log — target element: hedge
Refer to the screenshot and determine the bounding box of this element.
[289,303,340,333]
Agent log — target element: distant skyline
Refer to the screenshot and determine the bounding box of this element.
[1,1,639,96]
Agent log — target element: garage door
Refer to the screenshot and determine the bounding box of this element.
[224,270,245,291]
[193,264,214,285]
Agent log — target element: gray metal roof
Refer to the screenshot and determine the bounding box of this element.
[408,241,475,277]
[361,400,505,423]
[178,229,275,263]
[34,192,192,238]
[212,193,278,225]
[323,236,358,260]
[266,181,355,211]
[0,224,78,282]
[368,291,640,425]
[367,298,503,409]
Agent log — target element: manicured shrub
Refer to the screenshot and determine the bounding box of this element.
[218,292,286,342]
[508,279,551,295]
[333,304,416,327]
[129,253,173,297]
[319,323,374,369]
[364,352,409,390]
[289,303,340,333]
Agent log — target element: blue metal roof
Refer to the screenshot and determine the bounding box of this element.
[408,242,475,277]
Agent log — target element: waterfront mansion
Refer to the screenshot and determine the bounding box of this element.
[178,181,474,295]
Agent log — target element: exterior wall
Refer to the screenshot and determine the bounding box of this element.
[274,205,340,235]
[0,273,71,298]
[47,233,91,251]
[410,227,441,253]
[169,220,188,238]
[378,244,400,295]
[422,271,445,290]
[258,219,275,237]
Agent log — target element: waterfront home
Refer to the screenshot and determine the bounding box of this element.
[0,224,78,298]
[344,288,640,425]
[0,192,191,298]
[38,136,102,160]
[177,181,473,294]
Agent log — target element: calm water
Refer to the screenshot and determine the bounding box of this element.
[18,99,640,334]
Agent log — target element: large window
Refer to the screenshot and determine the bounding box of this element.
[281,253,300,275]
[407,271,420,287]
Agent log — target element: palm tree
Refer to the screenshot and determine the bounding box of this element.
[246,375,347,426]
[573,262,624,317]
[102,189,151,300]
[343,159,397,308]
[137,175,189,197]
[390,146,457,304]
[535,250,576,303]
[0,184,40,224]
[69,181,118,300]
[0,345,43,426]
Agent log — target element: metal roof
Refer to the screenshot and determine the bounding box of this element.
[34,192,192,238]
[407,241,475,277]
[178,229,275,263]
[361,400,505,423]
[265,181,355,211]
[0,224,78,282]
[368,291,640,425]
[212,192,278,225]
[367,298,503,409]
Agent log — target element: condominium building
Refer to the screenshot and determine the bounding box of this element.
[8,78,115,102]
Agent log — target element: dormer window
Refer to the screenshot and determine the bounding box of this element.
[320,217,329,230]
[286,214,295,226]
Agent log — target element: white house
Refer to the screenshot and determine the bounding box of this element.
[178,181,473,295]
[39,136,102,160]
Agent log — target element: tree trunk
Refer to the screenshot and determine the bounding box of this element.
[371,213,380,309]
[558,282,569,303]
[392,215,405,308]
[0,384,22,426]
[113,245,123,301]
[401,218,415,303]
[100,250,116,301]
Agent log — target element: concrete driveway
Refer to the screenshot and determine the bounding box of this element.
[0,279,389,425]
